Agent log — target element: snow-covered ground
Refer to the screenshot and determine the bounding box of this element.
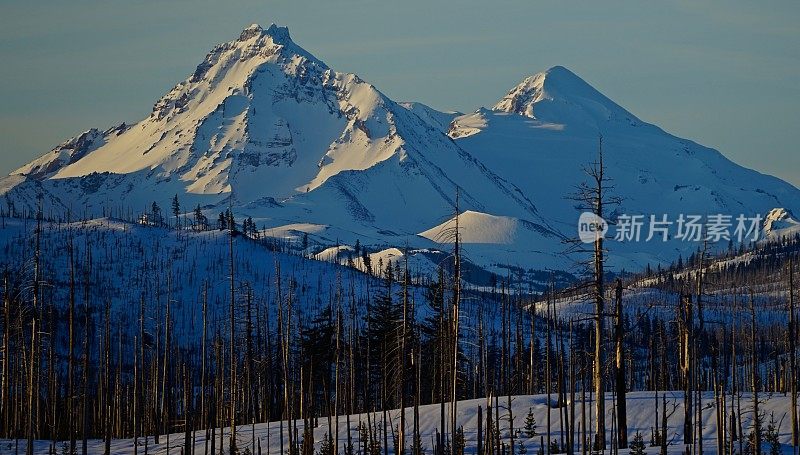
[531,285,792,327]
[6,391,793,454]
[0,217,440,354]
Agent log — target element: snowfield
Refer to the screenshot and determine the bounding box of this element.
[5,391,793,454]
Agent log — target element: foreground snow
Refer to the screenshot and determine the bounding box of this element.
[6,391,795,454]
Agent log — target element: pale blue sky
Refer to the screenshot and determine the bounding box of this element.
[1,1,798,186]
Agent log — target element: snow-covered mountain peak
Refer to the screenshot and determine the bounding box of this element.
[492,66,639,127]
[239,23,264,40]
[23,23,335,187]
[9,22,522,223]
[237,23,295,48]
[237,22,321,67]
[264,23,292,43]
[142,22,327,125]
[764,207,800,234]
[189,22,324,84]
[236,23,291,43]
[4,27,800,279]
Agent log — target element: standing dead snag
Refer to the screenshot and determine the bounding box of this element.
[660,336,667,455]
[201,281,209,455]
[546,287,552,453]
[136,293,145,453]
[749,291,761,455]
[67,226,77,454]
[245,284,256,455]
[590,140,606,451]
[183,362,192,455]
[161,274,173,453]
[229,224,238,455]
[569,135,619,451]
[398,253,410,455]
[789,255,797,448]
[26,197,42,455]
[614,279,627,449]
[334,275,342,455]
[103,299,112,455]
[680,292,694,446]
[1,270,8,439]
[451,188,461,454]
[569,319,576,455]
[529,303,536,396]
[82,244,92,455]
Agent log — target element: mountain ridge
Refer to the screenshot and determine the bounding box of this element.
[3,23,798,280]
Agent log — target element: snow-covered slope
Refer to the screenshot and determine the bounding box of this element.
[3,26,799,278]
[399,101,461,133]
[449,66,800,269]
[419,210,547,245]
[9,391,794,454]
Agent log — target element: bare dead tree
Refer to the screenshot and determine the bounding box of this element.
[568,135,620,451]
[229,226,238,455]
[789,256,797,448]
[68,226,77,454]
[25,197,42,455]
[613,279,627,449]
[451,188,461,454]
[749,291,761,455]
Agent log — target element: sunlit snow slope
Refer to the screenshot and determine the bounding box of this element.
[3,25,799,277]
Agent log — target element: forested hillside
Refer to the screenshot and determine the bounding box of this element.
[0,206,799,455]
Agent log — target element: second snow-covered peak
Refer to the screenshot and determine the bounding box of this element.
[492,66,639,127]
